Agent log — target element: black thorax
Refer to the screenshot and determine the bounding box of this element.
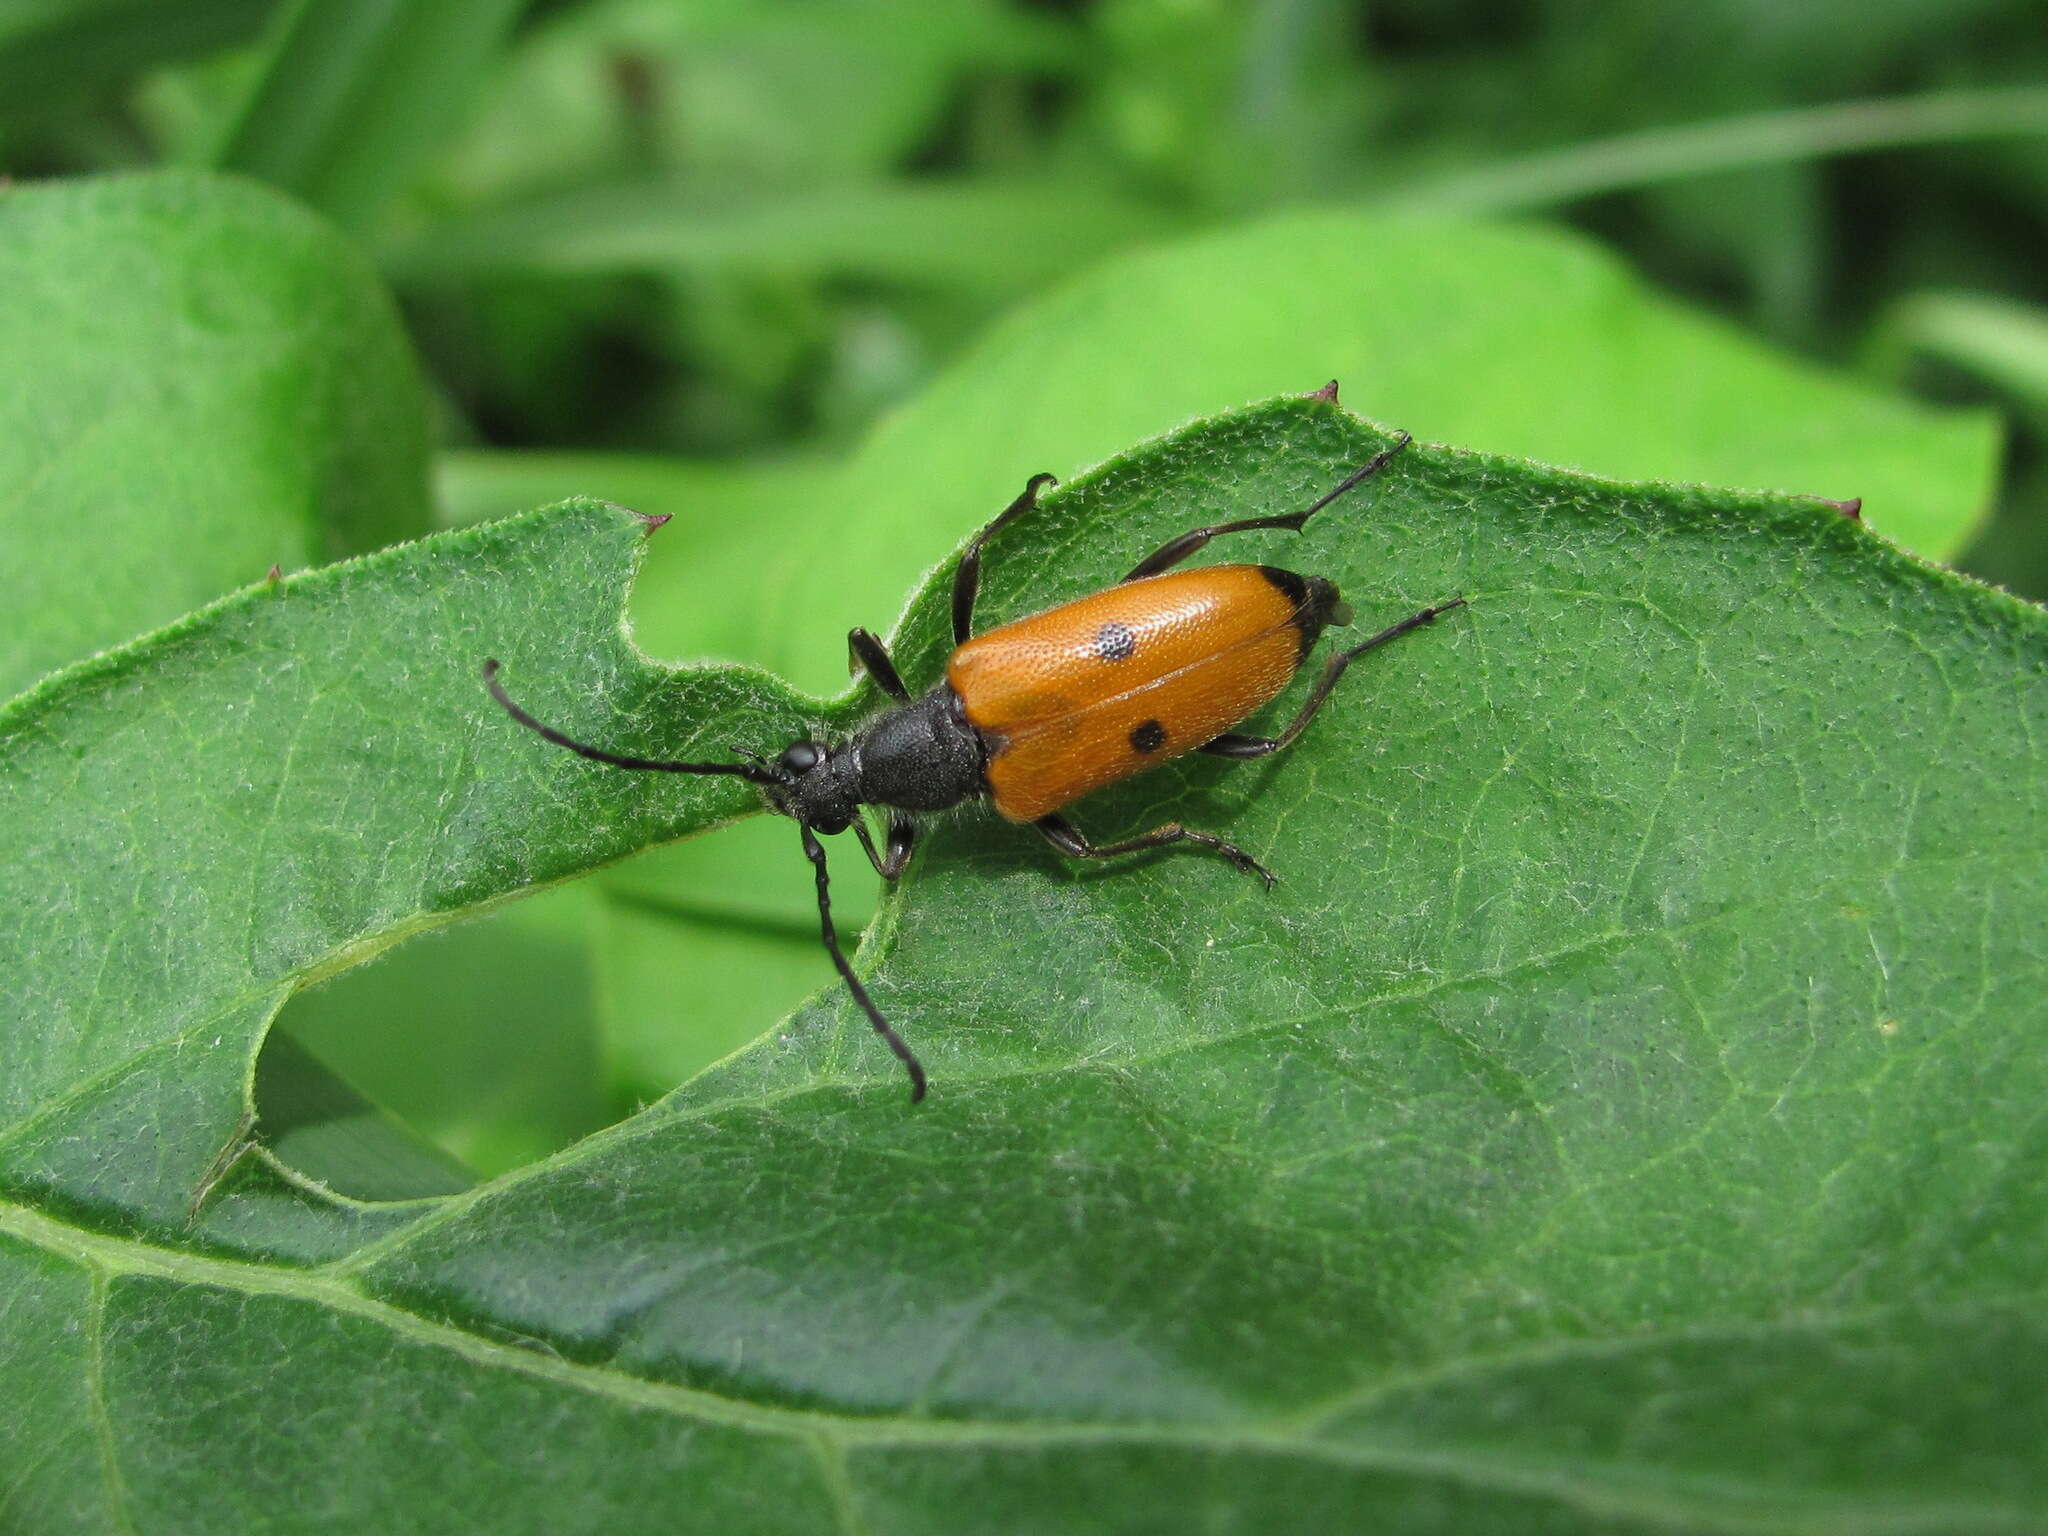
[851,685,988,812]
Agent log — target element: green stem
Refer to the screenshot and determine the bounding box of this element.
[213,0,524,234]
[1394,85,2048,215]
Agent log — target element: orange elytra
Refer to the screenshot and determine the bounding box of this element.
[485,391,1463,1103]
[952,564,1342,823]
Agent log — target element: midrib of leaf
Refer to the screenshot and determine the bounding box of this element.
[82,1273,135,1536]
[1,1196,2034,1535]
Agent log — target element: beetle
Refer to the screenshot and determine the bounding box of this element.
[484,420,1462,1103]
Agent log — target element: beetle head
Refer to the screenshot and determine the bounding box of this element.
[763,738,861,833]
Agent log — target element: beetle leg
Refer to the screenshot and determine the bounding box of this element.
[852,811,919,880]
[1197,597,1466,759]
[847,627,912,701]
[1121,434,1412,583]
[953,472,1058,643]
[1196,732,1275,759]
[1033,811,1276,890]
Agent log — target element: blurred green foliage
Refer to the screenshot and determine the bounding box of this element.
[2,0,2044,1179]
[6,0,2043,470]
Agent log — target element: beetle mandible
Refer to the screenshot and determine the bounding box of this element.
[485,413,1463,1103]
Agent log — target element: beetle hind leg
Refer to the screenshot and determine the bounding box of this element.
[1199,596,1466,760]
[1033,812,1276,890]
[1197,732,1278,759]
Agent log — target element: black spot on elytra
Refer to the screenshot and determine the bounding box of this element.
[1129,719,1167,754]
[1095,621,1137,662]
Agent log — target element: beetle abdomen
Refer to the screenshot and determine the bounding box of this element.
[948,564,1333,822]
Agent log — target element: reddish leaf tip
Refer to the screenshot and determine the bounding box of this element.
[636,510,673,534]
[1308,379,1341,403]
[1816,497,1862,521]
[265,563,282,583]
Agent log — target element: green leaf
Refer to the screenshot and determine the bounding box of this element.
[213,0,524,234]
[4,391,2043,1529]
[1392,86,2048,218]
[0,170,431,701]
[254,1033,475,1202]
[0,495,794,1237]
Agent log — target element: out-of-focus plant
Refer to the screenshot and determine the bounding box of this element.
[10,1,2045,473]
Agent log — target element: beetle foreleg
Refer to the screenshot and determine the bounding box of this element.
[801,823,927,1103]
[852,811,919,880]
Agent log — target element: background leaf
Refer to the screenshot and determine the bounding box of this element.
[279,883,605,1181]
[386,176,1178,296]
[255,1034,474,1201]
[427,0,1077,209]
[2,393,2042,1530]
[0,170,431,699]
[1868,290,2048,421]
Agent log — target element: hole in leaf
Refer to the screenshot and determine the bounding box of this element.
[259,815,879,1199]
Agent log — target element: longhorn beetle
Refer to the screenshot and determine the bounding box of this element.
[485,413,1462,1103]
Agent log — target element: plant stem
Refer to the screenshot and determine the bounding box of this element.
[1393,85,2048,215]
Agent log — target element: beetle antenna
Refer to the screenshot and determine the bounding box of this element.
[484,660,777,784]
[800,823,928,1103]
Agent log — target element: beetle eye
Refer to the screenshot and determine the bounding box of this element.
[778,741,824,775]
